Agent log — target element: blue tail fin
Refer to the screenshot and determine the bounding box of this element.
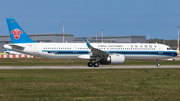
[6,18,36,44]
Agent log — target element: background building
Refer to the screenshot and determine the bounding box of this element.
[0,33,74,53]
[0,34,146,53]
[74,35,146,43]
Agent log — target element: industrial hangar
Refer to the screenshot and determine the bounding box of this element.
[0,33,146,53]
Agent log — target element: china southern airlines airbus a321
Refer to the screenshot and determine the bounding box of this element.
[3,18,177,67]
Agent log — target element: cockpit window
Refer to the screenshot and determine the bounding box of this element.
[167,48,172,50]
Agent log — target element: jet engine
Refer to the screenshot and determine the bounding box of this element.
[100,54,125,64]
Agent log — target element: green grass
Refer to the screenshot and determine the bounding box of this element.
[0,58,88,66]
[0,69,180,100]
[0,58,180,66]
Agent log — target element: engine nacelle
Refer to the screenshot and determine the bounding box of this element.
[100,54,125,64]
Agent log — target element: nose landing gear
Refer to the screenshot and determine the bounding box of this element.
[156,59,161,67]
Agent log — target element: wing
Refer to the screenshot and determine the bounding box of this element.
[84,37,109,58]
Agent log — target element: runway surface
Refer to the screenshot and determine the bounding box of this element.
[0,65,179,69]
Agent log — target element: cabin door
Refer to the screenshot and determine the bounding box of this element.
[73,46,77,53]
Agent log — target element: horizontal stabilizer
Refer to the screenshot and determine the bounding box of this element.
[9,44,25,50]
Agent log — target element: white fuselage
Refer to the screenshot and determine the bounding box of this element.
[3,43,177,60]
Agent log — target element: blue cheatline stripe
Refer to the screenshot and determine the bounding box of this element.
[108,51,177,56]
[42,50,88,52]
[55,52,89,54]
[42,50,177,56]
[55,53,90,55]
[42,50,90,55]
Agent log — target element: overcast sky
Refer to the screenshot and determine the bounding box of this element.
[1,0,180,40]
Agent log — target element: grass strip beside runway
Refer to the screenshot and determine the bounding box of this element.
[0,69,180,100]
[0,58,180,66]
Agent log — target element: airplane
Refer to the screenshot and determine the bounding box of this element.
[3,18,178,67]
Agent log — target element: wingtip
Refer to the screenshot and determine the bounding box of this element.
[6,18,15,23]
[83,37,91,48]
[6,18,15,20]
[83,37,87,42]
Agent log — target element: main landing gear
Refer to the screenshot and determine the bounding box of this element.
[87,62,99,67]
[156,59,161,67]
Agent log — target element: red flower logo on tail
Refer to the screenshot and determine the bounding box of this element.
[11,29,23,39]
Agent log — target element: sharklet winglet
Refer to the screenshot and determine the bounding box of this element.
[84,37,91,48]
